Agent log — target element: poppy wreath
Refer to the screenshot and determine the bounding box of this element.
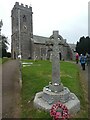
[50,102,70,120]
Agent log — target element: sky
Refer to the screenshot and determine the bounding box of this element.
[0,0,89,52]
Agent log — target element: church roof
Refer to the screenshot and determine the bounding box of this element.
[32,35,68,47]
[33,35,49,44]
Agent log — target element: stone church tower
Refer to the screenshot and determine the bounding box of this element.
[11,2,33,59]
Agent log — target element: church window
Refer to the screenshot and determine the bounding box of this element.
[23,15,26,22]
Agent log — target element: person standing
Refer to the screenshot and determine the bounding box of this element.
[75,53,79,64]
[80,54,86,70]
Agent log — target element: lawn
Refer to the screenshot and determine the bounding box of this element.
[21,60,88,119]
[0,57,10,64]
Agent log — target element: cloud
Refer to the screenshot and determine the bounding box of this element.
[0,0,89,52]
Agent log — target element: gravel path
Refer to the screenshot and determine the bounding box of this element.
[79,63,90,119]
[78,63,88,86]
[2,60,21,118]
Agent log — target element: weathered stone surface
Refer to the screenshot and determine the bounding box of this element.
[42,87,70,104]
[49,82,63,92]
[50,31,62,84]
[34,91,80,114]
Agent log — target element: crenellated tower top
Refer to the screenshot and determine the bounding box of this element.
[11,2,32,13]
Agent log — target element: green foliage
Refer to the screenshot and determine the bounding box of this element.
[0,58,10,64]
[0,35,10,58]
[76,36,90,55]
[21,60,88,118]
[21,60,51,118]
[7,52,11,58]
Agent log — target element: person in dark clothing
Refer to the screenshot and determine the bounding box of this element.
[80,54,86,70]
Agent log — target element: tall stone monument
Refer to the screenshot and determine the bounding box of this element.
[34,31,80,114]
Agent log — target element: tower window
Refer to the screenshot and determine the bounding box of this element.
[23,15,26,22]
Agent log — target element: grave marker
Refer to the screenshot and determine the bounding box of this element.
[34,30,80,115]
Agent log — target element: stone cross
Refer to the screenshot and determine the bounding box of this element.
[49,31,63,85]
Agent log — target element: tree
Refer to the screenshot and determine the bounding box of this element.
[7,52,11,58]
[0,35,9,57]
[76,36,90,55]
[0,20,11,58]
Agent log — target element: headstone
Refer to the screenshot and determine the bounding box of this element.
[50,53,52,62]
[34,30,80,115]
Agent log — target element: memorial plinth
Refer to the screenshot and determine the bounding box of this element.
[34,31,80,114]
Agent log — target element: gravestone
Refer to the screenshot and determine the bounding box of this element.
[34,31,80,114]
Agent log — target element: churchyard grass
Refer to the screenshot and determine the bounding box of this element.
[21,60,88,118]
[0,57,10,64]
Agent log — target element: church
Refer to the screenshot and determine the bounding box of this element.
[11,2,73,60]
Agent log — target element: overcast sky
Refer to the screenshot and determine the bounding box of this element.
[0,0,89,51]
